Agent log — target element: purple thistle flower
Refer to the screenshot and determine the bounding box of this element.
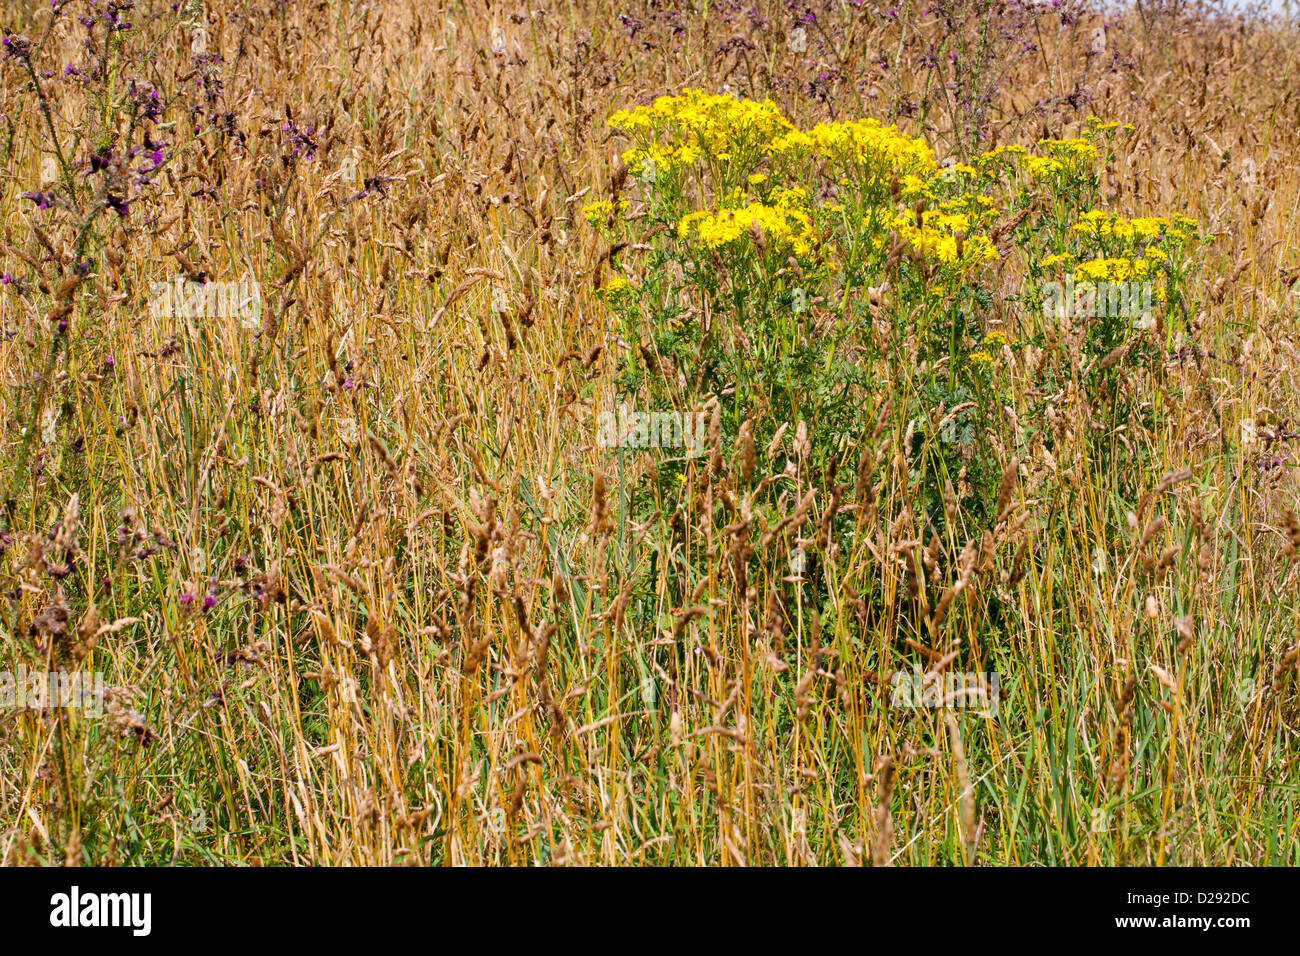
[87,149,112,174]
[2,35,32,61]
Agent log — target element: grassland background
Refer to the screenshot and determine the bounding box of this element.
[2,0,1299,865]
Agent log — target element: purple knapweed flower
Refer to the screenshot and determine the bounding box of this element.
[2,35,32,61]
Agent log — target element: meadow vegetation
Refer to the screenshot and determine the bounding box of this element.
[1,0,1299,865]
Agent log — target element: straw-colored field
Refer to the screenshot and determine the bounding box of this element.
[1,0,1298,865]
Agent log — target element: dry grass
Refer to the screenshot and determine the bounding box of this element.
[1,0,1299,866]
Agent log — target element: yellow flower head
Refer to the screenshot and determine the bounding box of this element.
[1073,257,1152,283]
[1023,155,1064,178]
[582,199,627,224]
[1072,210,1194,248]
[609,89,798,173]
[1036,137,1099,164]
[787,118,938,178]
[677,190,816,257]
[599,276,633,297]
[892,208,998,268]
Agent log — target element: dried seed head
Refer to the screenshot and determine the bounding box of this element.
[995,458,1019,521]
[734,419,756,485]
[1284,510,1300,557]
[1140,516,1166,550]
